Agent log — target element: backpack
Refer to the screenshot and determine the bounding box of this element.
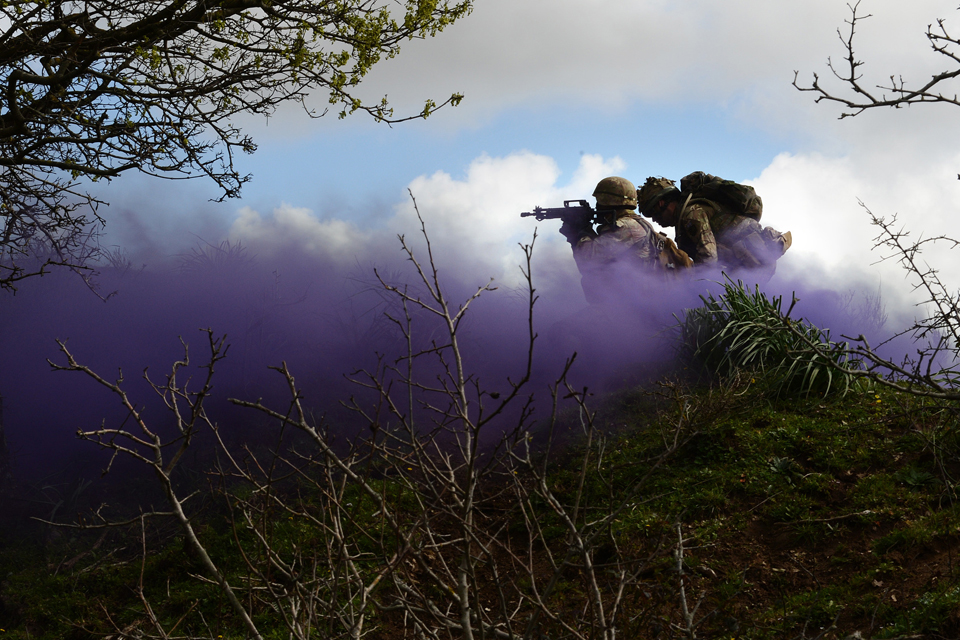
[679,172,763,222]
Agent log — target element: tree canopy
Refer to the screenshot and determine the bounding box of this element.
[0,0,470,290]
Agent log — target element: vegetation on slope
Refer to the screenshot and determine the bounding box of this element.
[2,353,958,637]
[1,232,957,639]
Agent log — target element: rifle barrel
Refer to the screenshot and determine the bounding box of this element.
[518,201,593,221]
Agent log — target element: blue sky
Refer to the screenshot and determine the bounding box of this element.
[235,101,791,216]
[91,0,960,309]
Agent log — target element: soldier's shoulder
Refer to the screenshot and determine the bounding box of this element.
[618,214,656,233]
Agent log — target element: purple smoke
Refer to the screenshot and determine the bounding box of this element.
[0,211,912,509]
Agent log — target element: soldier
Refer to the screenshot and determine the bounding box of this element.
[558,176,690,304]
[637,173,791,279]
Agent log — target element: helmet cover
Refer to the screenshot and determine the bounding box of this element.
[638,176,679,215]
[593,176,638,208]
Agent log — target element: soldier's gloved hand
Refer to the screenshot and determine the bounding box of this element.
[558,221,586,245]
[560,207,592,227]
[559,213,592,246]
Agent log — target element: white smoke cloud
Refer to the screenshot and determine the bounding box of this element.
[390,151,626,284]
[751,153,869,273]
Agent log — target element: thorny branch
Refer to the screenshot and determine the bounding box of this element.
[780,203,959,400]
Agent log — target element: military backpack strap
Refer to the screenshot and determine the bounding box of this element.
[622,213,692,272]
[640,215,669,263]
[676,193,693,221]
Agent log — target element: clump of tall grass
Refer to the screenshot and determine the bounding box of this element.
[679,279,862,397]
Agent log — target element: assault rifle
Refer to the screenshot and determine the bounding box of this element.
[519,199,593,222]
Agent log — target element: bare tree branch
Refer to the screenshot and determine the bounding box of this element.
[795,1,960,118]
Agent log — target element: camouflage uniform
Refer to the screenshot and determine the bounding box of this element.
[568,213,663,304]
[572,213,660,267]
[676,200,787,272]
[560,176,676,305]
[640,173,790,277]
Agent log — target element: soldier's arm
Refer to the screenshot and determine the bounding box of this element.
[560,223,597,249]
[572,218,649,264]
[682,207,719,265]
[569,232,604,264]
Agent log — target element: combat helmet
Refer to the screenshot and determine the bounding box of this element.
[593,176,638,209]
[638,176,679,215]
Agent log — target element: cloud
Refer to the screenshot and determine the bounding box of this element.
[350,0,954,121]
[231,203,368,261]
[229,151,628,290]
[248,0,856,135]
[752,148,960,319]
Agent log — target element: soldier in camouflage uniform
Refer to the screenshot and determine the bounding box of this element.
[559,176,683,304]
[637,173,791,280]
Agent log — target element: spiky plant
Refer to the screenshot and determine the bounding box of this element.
[679,279,861,397]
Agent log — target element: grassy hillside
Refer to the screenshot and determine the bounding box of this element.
[1,373,958,639]
[1,273,958,640]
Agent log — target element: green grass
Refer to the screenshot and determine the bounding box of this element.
[3,380,958,639]
[679,278,865,398]
[3,284,959,639]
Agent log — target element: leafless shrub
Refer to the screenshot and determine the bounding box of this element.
[0,394,10,495]
[327,262,440,356]
[794,1,960,118]
[46,197,697,639]
[99,246,147,280]
[838,285,888,336]
[782,204,959,401]
[0,204,111,296]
